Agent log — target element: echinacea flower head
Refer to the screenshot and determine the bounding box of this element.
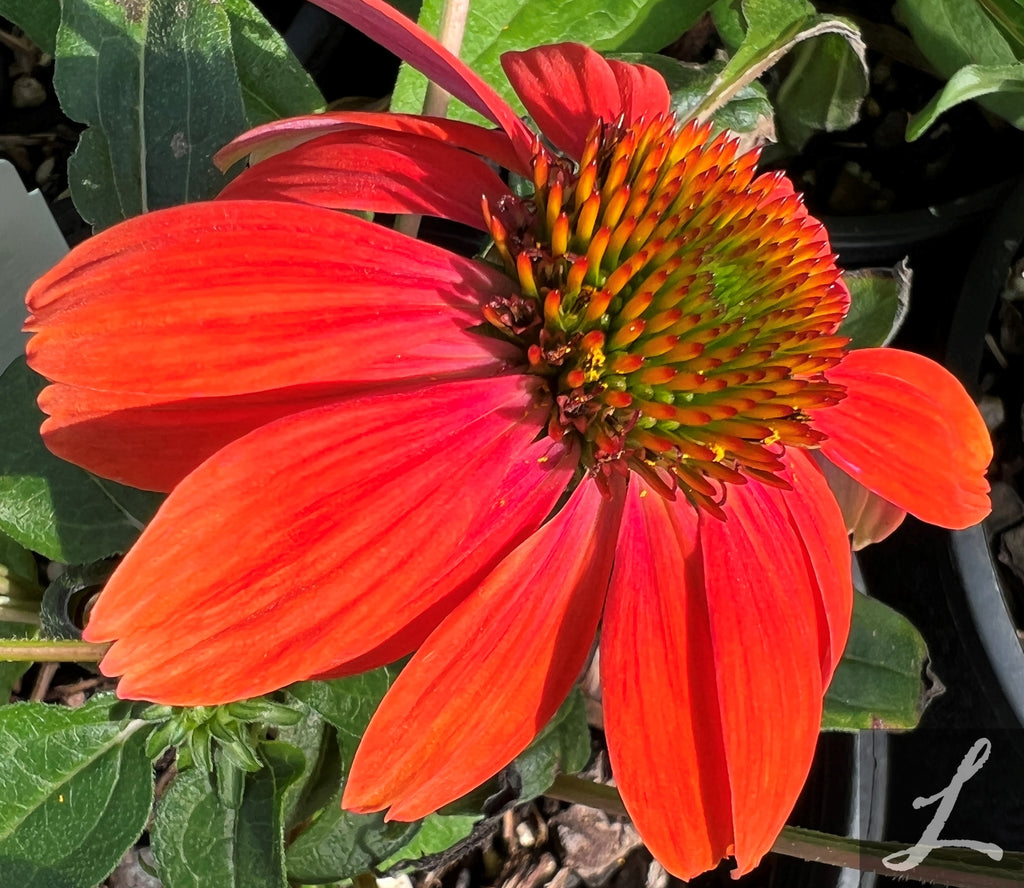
[25,0,991,879]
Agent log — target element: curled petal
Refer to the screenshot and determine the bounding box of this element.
[603,476,829,879]
[815,348,992,529]
[817,456,907,550]
[344,477,623,820]
[84,375,576,704]
[27,201,518,401]
[606,59,672,125]
[215,111,525,174]
[218,130,510,230]
[309,0,535,163]
[502,44,669,158]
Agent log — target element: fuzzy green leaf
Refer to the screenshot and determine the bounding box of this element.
[0,0,60,53]
[612,53,773,133]
[979,0,1024,52]
[286,797,420,883]
[288,666,399,761]
[50,0,318,231]
[285,670,427,881]
[513,688,591,802]
[276,708,343,834]
[376,812,481,872]
[898,0,1024,129]
[774,31,868,150]
[822,593,931,730]
[390,0,716,122]
[55,0,251,229]
[695,0,863,123]
[838,262,911,350]
[0,697,152,888]
[221,0,324,127]
[907,62,1024,140]
[152,740,304,888]
[0,357,162,562]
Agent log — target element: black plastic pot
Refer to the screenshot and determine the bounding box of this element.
[946,172,1024,729]
[824,178,1019,269]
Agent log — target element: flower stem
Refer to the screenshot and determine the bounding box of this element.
[422,0,470,118]
[395,0,471,240]
[0,639,109,662]
[546,774,627,815]
[546,776,1024,888]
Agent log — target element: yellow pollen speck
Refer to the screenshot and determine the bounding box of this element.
[58,794,64,803]
[712,444,727,462]
[583,346,606,382]
[537,456,549,463]
[764,432,780,446]
[639,489,648,497]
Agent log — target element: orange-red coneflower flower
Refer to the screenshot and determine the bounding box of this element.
[25,0,991,878]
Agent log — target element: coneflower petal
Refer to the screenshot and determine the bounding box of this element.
[84,375,575,705]
[603,473,829,880]
[816,348,991,528]
[215,110,526,174]
[27,201,518,401]
[502,43,669,159]
[776,448,853,682]
[602,481,733,880]
[218,130,511,230]
[310,0,536,162]
[344,476,623,820]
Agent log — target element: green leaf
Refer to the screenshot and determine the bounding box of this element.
[54,0,250,230]
[513,688,591,802]
[612,54,774,134]
[276,708,343,834]
[0,0,60,54]
[0,697,152,888]
[286,796,420,884]
[774,31,868,151]
[710,0,747,51]
[0,357,162,562]
[822,593,931,730]
[694,0,863,124]
[979,0,1024,53]
[897,0,1024,128]
[907,62,1024,140]
[221,0,325,127]
[390,0,716,122]
[152,740,304,888]
[0,530,40,592]
[377,812,480,871]
[288,666,399,761]
[285,671,427,882]
[837,261,911,350]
